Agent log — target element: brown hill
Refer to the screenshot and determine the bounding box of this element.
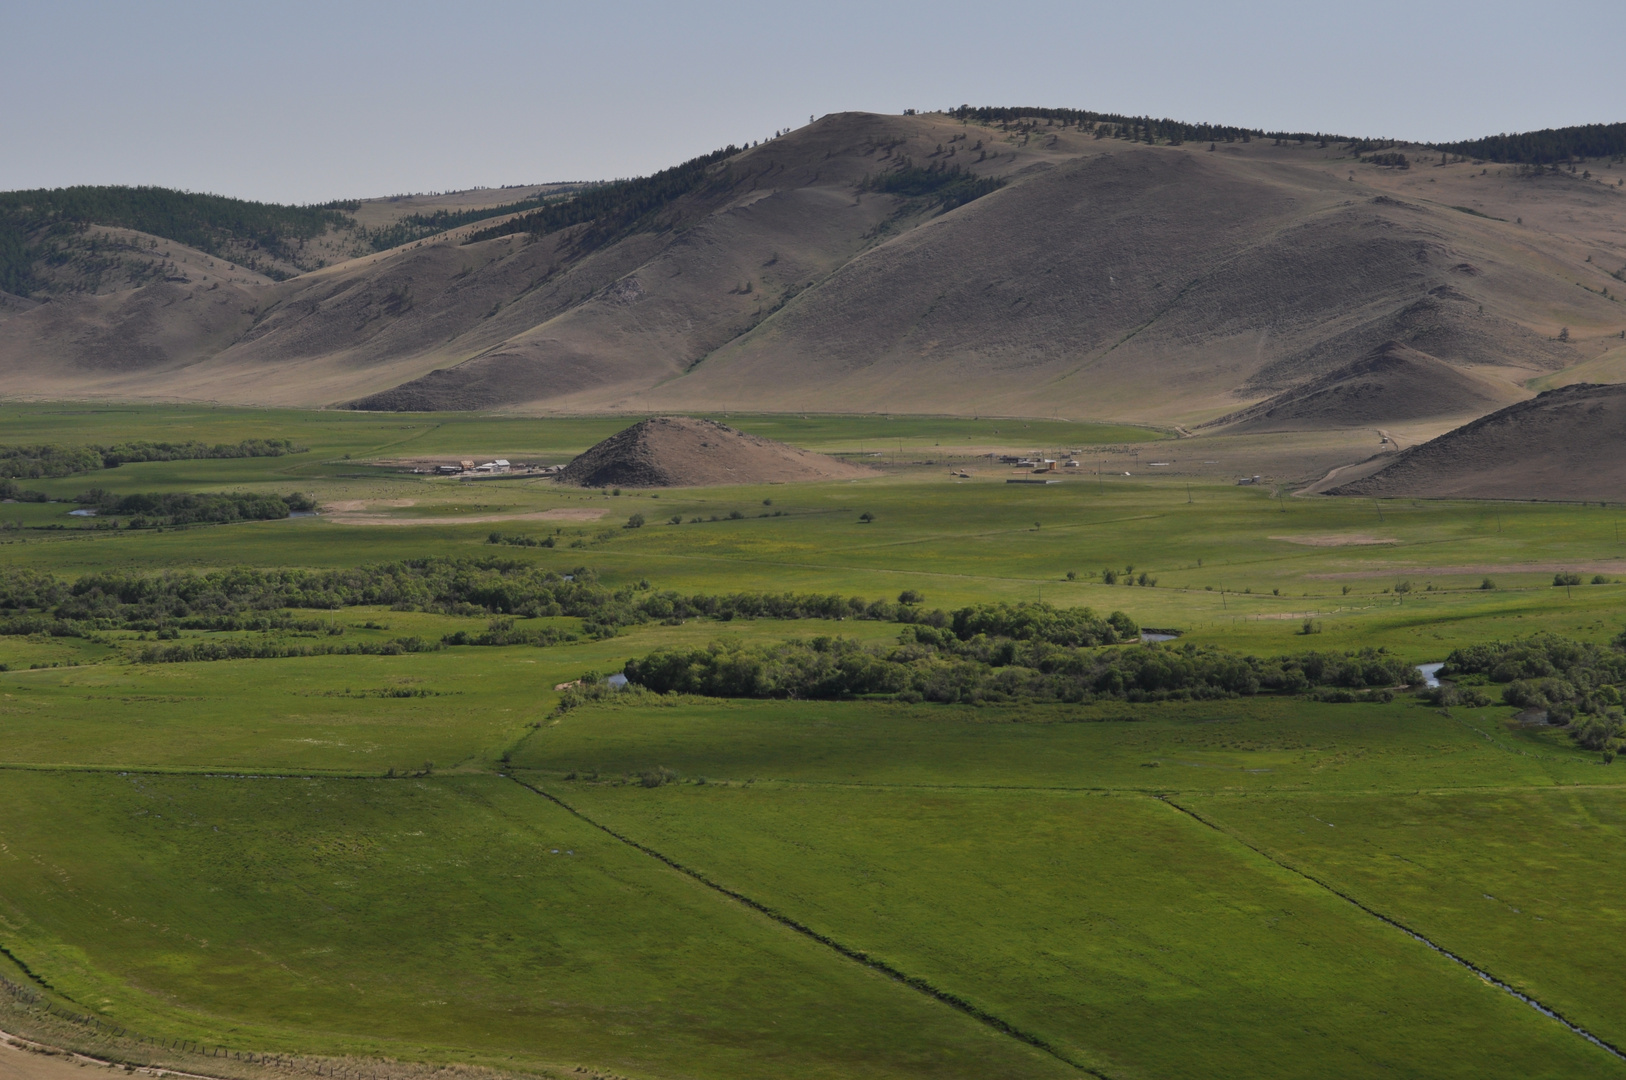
[1205,340,1521,432]
[3,112,1623,422]
[1327,383,1626,500]
[555,416,875,488]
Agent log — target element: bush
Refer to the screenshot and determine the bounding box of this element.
[1554,572,1583,586]
[626,513,645,529]
[639,766,679,788]
[1418,685,1494,708]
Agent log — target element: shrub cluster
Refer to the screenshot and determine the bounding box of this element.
[71,489,315,528]
[487,531,556,548]
[1,561,1126,652]
[0,439,303,479]
[624,635,1415,706]
[136,636,440,663]
[1442,632,1626,741]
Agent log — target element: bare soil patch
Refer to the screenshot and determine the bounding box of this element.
[1270,533,1400,547]
[320,499,417,513]
[1308,561,1626,580]
[324,508,607,526]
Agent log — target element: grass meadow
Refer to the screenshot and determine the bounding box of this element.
[2,404,1626,1078]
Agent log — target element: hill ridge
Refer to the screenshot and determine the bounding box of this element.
[1328,382,1626,501]
[3,111,1624,423]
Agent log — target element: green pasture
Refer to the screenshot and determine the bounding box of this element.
[6,464,1625,659]
[4,402,1626,1078]
[548,781,1616,1078]
[0,770,1065,1080]
[1183,787,1626,1052]
[0,402,1160,480]
[0,615,901,773]
[510,695,1609,793]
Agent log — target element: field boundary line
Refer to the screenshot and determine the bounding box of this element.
[503,774,1115,1078]
[0,763,386,780]
[1158,795,1626,1064]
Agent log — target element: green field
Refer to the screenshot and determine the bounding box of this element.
[2,404,1625,1079]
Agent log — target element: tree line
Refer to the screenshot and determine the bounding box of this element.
[67,489,316,529]
[0,186,351,295]
[1436,122,1626,165]
[0,558,1127,641]
[0,438,303,480]
[947,105,1363,148]
[860,158,1005,211]
[359,186,591,252]
[623,633,1417,706]
[464,146,741,252]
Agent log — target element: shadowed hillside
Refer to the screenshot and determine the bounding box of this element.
[2,112,1623,425]
[1205,341,1522,432]
[1328,383,1626,500]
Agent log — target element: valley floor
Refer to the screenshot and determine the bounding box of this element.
[3,405,1625,1079]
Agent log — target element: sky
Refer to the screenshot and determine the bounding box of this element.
[2,0,1621,205]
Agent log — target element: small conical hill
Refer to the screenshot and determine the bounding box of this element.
[555,417,875,488]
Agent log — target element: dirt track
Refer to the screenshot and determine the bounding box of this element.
[0,1029,218,1080]
[1307,561,1626,580]
[322,508,608,526]
[1269,533,1399,547]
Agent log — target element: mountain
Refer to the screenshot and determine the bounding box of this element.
[1327,382,1626,500]
[2,111,1623,425]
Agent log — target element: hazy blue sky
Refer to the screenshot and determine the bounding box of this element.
[3,0,1621,204]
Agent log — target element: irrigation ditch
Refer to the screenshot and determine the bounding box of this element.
[504,772,1119,1079]
[1157,796,1626,1064]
